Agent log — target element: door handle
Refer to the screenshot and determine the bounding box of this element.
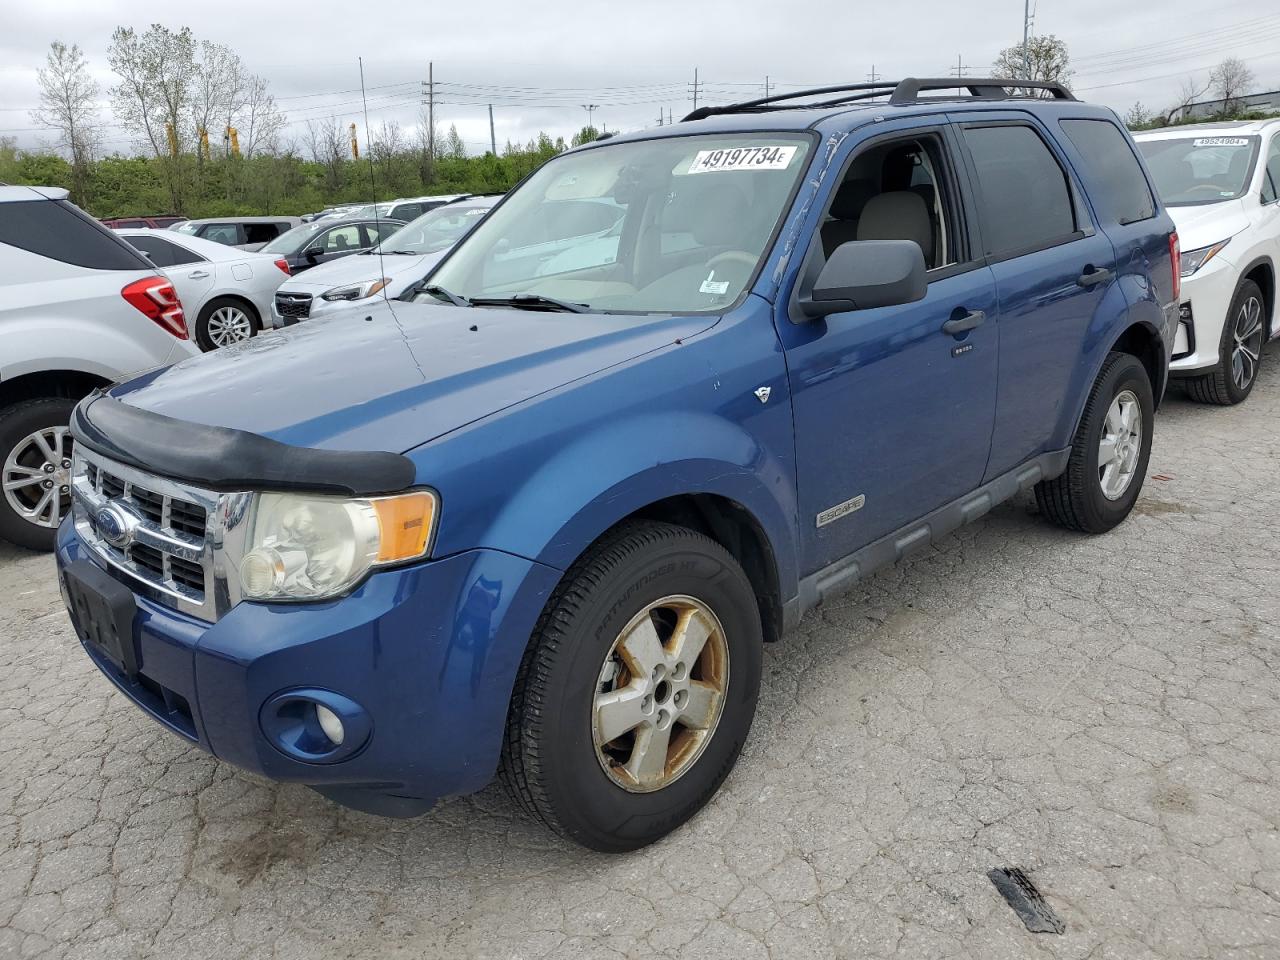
[1076,266,1113,287]
[942,309,985,336]
[188,270,210,279]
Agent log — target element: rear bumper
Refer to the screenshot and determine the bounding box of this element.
[56,520,561,815]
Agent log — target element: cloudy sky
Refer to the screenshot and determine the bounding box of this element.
[2,0,1279,157]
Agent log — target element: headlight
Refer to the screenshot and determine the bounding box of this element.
[320,278,390,301]
[1180,239,1231,277]
[238,490,437,601]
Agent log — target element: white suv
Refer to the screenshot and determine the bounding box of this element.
[0,186,199,549]
[1136,120,1280,404]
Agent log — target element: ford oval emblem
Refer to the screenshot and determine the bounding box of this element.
[95,504,132,548]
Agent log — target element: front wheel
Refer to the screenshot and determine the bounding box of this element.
[0,398,78,551]
[1035,351,1154,534]
[501,521,763,852]
[1182,279,1266,406]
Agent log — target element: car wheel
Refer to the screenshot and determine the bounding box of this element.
[501,521,763,852]
[1035,351,1154,534]
[196,297,260,351]
[0,398,78,551]
[1183,279,1266,406]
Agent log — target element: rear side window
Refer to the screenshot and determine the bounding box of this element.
[201,223,241,245]
[244,223,281,245]
[128,235,204,267]
[1060,119,1156,224]
[962,124,1078,258]
[0,200,152,270]
[1263,138,1280,204]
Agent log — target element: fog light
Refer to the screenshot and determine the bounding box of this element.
[315,704,345,745]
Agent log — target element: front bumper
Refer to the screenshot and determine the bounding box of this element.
[56,520,560,815]
[1170,256,1238,374]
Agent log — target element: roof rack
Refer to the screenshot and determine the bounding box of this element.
[682,77,1076,122]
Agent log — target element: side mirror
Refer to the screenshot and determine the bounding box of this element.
[798,239,928,319]
[304,247,321,262]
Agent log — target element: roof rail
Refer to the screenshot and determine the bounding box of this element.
[682,77,1076,122]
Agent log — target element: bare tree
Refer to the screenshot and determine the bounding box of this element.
[1210,58,1255,118]
[1164,76,1211,124]
[239,74,285,158]
[413,108,438,185]
[305,118,346,191]
[191,41,241,167]
[31,41,100,206]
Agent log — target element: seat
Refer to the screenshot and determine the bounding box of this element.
[856,191,934,266]
[821,178,875,257]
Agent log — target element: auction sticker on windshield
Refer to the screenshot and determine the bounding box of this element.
[1192,137,1250,147]
[687,145,798,174]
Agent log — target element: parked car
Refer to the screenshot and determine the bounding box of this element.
[171,217,302,251]
[1135,120,1280,404]
[0,186,197,550]
[271,197,500,326]
[256,216,404,279]
[55,78,1177,851]
[117,229,292,351]
[101,215,187,229]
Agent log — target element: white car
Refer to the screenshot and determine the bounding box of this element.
[1136,120,1280,404]
[117,229,292,351]
[271,197,501,326]
[0,186,198,549]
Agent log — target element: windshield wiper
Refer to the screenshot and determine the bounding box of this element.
[364,249,417,256]
[419,284,472,307]
[469,293,589,313]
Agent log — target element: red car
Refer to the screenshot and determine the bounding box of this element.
[100,216,187,229]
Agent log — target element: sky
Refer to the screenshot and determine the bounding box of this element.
[2,0,1279,159]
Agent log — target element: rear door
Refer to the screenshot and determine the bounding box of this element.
[129,236,215,315]
[952,114,1121,480]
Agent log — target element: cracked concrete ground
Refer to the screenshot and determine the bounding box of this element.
[3,347,1279,960]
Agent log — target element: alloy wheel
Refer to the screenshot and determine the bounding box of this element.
[2,426,72,529]
[1230,295,1265,392]
[207,306,254,347]
[592,595,730,793]
[1098,389,1142,501]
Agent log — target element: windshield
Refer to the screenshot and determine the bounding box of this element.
[376,202,494,254]
[422,133,813,314]
[259,220,330,254]
[1137,135,1261,205]
[172,221,200,235]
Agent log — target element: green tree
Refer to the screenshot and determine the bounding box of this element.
[993,34,1072,90]
[31,41,100,207]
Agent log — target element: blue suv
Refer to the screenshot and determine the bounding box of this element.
[56,79,1179,851]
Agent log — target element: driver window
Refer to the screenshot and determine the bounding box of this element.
[320,225,362,252]
[820,135,958,272]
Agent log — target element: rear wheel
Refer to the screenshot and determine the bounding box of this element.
[196,297,260,351]
[1183,279,1265,406]
[0,398,77,551]
[1035,352,1154,534]
[501,521,763,852]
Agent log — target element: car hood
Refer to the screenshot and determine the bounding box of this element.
[1166,199,1251,252]
[110,299,711,453]
[276,249,448,296]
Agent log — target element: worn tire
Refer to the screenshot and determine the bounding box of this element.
[1035,352,1154,534]
[1181,279,1265,406]
[0,398,77,551]
[500,521,763,852]
[195,296,260,352]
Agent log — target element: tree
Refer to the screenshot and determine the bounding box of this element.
[445,124,466,159]
[238,74,285,159]
[31,41,100,206]
[1210,57,1255,118]
[107,24,200,211]
[1163,76,1211,124]
[1124,102,1152,129]
[993,34,1071,93]
[571,125,600,147]
[304,118,346,192]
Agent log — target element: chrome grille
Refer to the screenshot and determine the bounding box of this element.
[72,450,221,621]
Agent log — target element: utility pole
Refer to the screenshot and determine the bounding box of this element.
[951,54,969,92]
[488,104,496,155]
[420,62,436,160]
[689,68,702,110]
[764,75,771,99]
[1021,0,1032,80]
[581,103,599,131]
[867,65,881,83]
[668,109,673,126]
[657,109,665,126]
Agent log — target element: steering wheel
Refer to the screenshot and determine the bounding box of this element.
[706,250,758,271]
[1183,183,1226,196]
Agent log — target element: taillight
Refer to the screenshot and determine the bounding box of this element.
[1169,232,1181,301]
[121,277,188,339]
[274,258,291,276]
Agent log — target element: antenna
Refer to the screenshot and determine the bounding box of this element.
[358,57,391,306]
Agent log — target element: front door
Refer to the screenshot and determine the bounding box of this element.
[777,122,1000,572]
